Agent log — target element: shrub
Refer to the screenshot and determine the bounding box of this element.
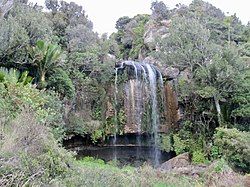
[192,150,207,164]
[213,127,250,172]
[160,134,174,152]
[47,68,75,99]
[0,109,72,186]
[173,133,188,155]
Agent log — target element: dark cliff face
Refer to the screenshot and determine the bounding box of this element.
[164,82,180,131]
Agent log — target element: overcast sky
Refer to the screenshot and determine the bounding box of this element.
[30,0,250,35]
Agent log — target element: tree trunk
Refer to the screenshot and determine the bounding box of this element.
[40,71,46,82]
[214,95,223,126]
[228,27,231,45]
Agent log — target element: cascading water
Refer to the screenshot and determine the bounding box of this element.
[114,60,164,167]
[145,63,161,166]
[113,68,119,160]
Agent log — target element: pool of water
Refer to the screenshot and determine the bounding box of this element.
[75,145,175,167]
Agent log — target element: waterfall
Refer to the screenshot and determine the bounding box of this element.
[115,61,164,166]
[145,64,161,166]
[113,68,119,160]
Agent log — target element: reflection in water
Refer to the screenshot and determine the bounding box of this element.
[76,145,175,167]
[72,134,175,167]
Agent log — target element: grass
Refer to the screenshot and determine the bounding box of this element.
[51,156,202,187]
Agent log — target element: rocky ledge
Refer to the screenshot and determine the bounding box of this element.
[158,153,249,187]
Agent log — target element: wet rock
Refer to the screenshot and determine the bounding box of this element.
[106,100,115,118]
[143,56,160,66]
[143,56,180,80]
[124,79,144,134]
[164,82,180,131]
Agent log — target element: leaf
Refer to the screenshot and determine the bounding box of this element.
[196,86,217,98]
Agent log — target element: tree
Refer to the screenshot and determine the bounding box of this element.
[45,0,59,13]
[30,40,64,85]
[0,1,53,67]
[115,14,149,60]
[151,1,169,21]
[154,15,213,71]
[115,16,131,30]
[195,46,243,126]
[47,68,75,99]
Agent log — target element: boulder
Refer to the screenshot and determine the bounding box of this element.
[178,68,192,83]
[159,152,190,171]
[159,157,247,185]
[164,67,180,80]
[158,152,207,178]
[204,160,246,187]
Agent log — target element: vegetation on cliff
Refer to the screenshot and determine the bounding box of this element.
[0,0,249,186]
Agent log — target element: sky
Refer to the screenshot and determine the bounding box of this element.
[30,0,250,35]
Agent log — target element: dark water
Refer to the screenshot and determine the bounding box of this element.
[64,134,175,167]
[75,145,175,167]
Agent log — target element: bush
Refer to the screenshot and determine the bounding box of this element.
[192,150,207,164]
[0,109,72,186]
[173,134,187,155]
[213,127,250,172]
[47,68,75,99]
[160,134,174,152]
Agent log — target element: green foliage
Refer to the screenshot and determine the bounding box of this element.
[0,0,249,185]
[232,69,250,129]
[173,134,188,155]
[160,134,174,152]
[192,150,207,164]
[0,1,53,66]
[78,156,106,165]
[91,129,103,143]
[212,158,229,173]
[171,120,210,164]
[0,109,72,186]
[30,40,64,84]
[47,68,75,99]
[115,14,149,60]
[0,68,65,141]
[52,158,198,187]
[0,68,32,86]
[150,1,170,21]
[213,127,250,172]
[154,15,213,70]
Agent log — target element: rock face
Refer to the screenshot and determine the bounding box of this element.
[143,56,180,80]
[159,154,247,186]
[123,79,142,134]
[144,20,170,50]
[163,81,180,131]
[164,67,180,80]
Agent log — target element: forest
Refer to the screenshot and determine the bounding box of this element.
[0,0,249,186]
